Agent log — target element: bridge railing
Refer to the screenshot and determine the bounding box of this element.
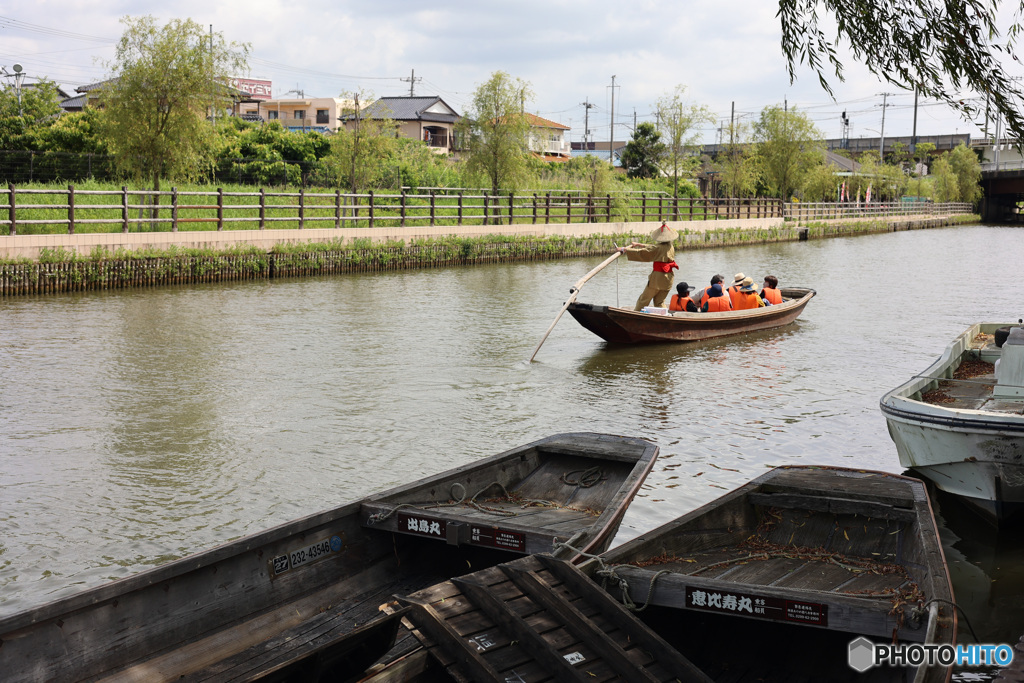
[980,160,1024,172]
[0,185,784,236]
[783,201,974,222]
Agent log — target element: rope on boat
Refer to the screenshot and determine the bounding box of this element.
[919,597,979,642]
[367,470,604,525]
[560,466,605,488]
[550,540,668,613]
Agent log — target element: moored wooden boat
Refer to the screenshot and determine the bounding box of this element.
[880,322,1024,525]
[578,466,956,683]
[0,432,657,683]
[567,287,815,344]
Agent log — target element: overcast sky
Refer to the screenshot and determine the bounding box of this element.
[2,2,1020,145]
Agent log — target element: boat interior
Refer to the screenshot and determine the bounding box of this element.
[918,331,1024,415]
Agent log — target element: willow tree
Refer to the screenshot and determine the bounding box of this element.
[752,106,825,201]
[654,86,714,197]
[99,16,249,216]
[458,71,533,194]
[778,0,1024,139]
[324,94,397,194]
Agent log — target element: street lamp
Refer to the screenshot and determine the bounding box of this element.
[1,63,26,116]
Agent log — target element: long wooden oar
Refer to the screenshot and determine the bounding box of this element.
[529,250,623,362]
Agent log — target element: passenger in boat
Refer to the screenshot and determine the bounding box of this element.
[761,275,783,305]
[616,222,678,311]
[732,276,766,310]
[728,272,746,308]
[669,282,699,312]
[700,283,733,312]
[695,274,727,308]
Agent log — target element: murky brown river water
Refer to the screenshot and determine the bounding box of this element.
[2,224,1024,659]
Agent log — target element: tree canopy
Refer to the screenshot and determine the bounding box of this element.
[654,86,713,197]
[458,71,533,194]
[778,0,1024,140]
[620,122,665,179]
[752,106,825,201]
[99,16,250,191]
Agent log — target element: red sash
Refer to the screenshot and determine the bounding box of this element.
[652,261,678,273]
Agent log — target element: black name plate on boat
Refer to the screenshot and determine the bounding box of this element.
[685,586,828,626]
[470,525,526,552]
[397,512,447,539]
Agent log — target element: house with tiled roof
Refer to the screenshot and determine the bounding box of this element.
[525,113,571,162]
[341,95,461,153]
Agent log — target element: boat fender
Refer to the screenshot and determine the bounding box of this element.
[995,320,1024,348]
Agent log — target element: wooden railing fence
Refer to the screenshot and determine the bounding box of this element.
[0,185,782,236]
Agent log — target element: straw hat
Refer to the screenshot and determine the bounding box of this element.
[651,222,678,243]
[739,276,756,292]
[732,272,746,285]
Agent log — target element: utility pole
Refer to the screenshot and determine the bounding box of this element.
[1,64,26,116]
[609,75,617,163]
[911,88,919,154]
[877,92,895,159]
[730,101,735,144]
[581,99,595,148]
[400,69,421,97]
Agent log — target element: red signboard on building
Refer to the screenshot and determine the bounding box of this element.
[232,78,272,100]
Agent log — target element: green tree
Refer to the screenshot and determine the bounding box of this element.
[655,86,713,197]
[323,94,397,193]
[931,155,960,202]
[801,162,840,202]
[946,143,982,205]
[458,71,534,194]
[713,120,759,198]
[99,16,249,205]
[620,122,665,179]
[0,79,65,150]
[777,0,1024,139]
[752,106,825,201]
[912,142,936,198]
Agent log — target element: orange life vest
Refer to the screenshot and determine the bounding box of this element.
[732,291,762,311]
[669,294,694,312]
[762,287,783,305]
[704,295,732,312]
[699,286,721,307]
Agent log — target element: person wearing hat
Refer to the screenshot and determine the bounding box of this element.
[727,272,747,308]
[695,274,729,309]
[669,281,699,312]
[732,276,767,310]
[615,221,678,311]
[700,283,732,312]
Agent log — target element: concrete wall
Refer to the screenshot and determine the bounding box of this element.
[0,217,785,261]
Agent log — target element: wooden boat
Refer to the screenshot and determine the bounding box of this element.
[0,432,657,683]
[394,553,713,682]
[577,466,957,683]
[566,287,815,344]
[880,321,1024,525]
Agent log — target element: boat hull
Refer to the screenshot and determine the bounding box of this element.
[567,287,815,344]
[880,321,1024,525]
[579,466,956,683]
[0,432,657,683]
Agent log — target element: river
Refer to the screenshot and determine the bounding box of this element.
[2,224,1023,655]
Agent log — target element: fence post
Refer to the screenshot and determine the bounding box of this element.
[218,187,225,231]
[7,184,15,237]
[641,193,647,222]
[400,189,407,227]
[508,191,514,225]
[545,192,551,224]
[122,186,130,233]
[533,193,538,224]
[430,191,436,227]
[369,190,375,228]
[172,187,179,231]
[457,191,463,225]
[68,185,75,235]
[259,188,266,229]
[606,194,612,223]
[335,189,342,229]
[483,191,489,226]
[297,188,304,229]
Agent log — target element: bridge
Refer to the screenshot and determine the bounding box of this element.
[980,160,1024,222]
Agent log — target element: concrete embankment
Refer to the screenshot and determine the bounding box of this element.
[0,213,980,296]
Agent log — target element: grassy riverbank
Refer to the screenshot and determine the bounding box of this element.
[0,214,981,296]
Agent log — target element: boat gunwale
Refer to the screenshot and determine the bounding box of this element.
[595,287,816,324]
[0,432,654,635]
